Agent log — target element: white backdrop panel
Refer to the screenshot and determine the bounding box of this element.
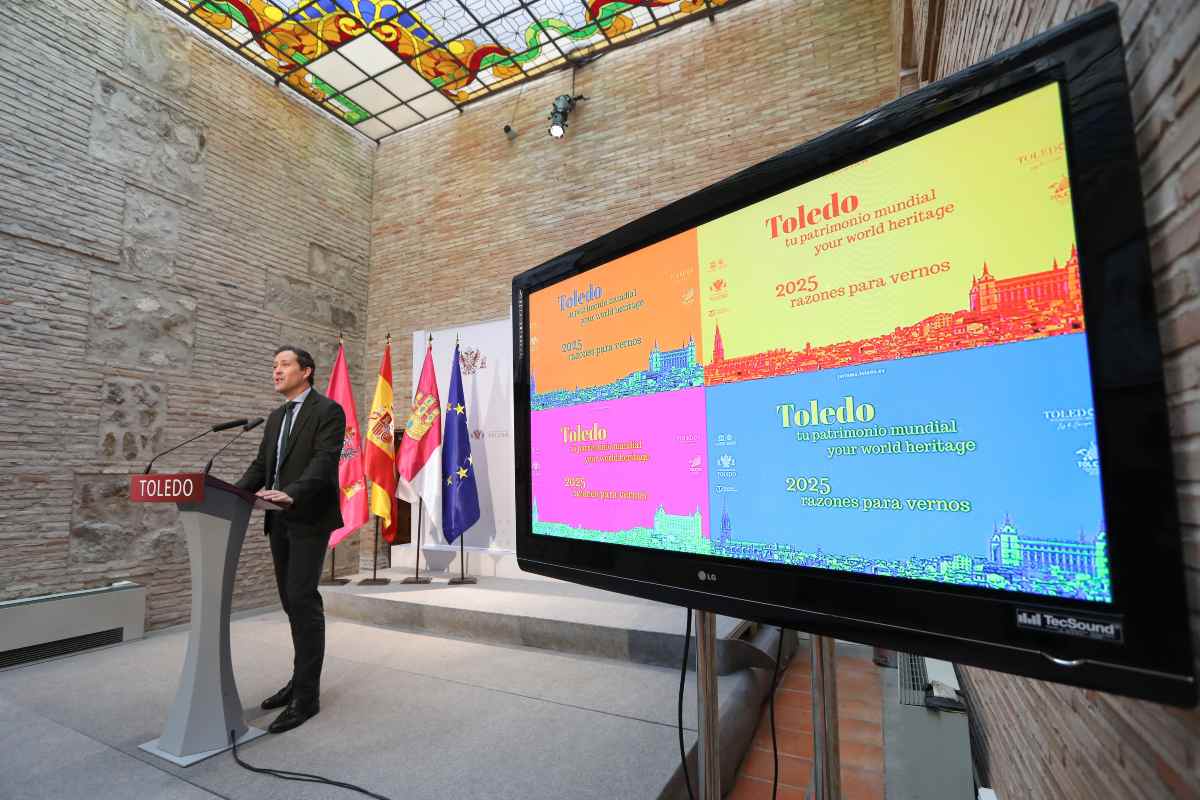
[407,318,515,552]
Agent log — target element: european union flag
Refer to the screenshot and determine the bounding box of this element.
[441,342,480,543]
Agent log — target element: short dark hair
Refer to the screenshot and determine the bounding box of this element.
[275,345,316,386]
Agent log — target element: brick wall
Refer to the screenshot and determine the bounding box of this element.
[899,1,1200,797]
[0,0,373,630]
[367,0,897,403]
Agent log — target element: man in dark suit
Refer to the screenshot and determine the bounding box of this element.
[238,345,345,734]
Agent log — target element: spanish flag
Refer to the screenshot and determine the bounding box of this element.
[364,339,397,526]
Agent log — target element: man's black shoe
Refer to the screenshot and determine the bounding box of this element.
[260,681,293,710]
[268,700,319,734]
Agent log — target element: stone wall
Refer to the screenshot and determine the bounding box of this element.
[896,1,1200,797]
[0,0,373,629]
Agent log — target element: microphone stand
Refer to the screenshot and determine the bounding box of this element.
[144,419,248,474]
[203,419,264,476]
[145,429,217,474]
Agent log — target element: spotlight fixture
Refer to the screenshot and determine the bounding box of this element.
[503,123,518,141]
[548,94,580,139]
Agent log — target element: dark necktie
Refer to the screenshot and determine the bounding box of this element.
[273,401,297,489]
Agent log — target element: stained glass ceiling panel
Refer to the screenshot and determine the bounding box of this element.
[156,0,741,140]
[339,30,400,73]
[377,62,436,99]
[307,51,369,90]
[378,104,423,129]
[344,80,402,113]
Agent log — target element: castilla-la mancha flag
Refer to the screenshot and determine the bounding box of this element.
[395,338,442,533]
[326,343,369,548]
[364,340,397,527]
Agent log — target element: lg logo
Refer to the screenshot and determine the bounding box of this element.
[697,570,718,583]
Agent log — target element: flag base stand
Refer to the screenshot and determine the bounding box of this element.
[445,535,476,586]
[356,519,391,586]
[402,498,433,585]
[319,548,350,586]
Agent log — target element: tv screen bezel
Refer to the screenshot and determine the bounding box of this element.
[511,4,1195,706]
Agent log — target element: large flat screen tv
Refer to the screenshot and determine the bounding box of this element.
[511,4,1195,706]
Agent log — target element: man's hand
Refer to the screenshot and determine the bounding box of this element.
[256,489,294,507]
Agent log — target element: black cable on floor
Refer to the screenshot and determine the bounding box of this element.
[230,729,394,800]
[678,607,695,800]
[770,627,785,800]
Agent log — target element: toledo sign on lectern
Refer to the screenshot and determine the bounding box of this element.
[130,472,279,766]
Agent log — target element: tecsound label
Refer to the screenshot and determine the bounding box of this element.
[1016,609,1123,642]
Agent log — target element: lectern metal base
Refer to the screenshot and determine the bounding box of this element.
[145,477,268,772]
[448,576,478,585]
[358,578,391,585]
[320,577,351,586]
[401,576,432,584]
[140,726,267,767]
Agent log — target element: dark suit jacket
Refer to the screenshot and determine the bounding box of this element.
[237,389,345,538]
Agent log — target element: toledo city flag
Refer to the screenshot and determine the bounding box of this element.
[441,343,480,544]
[364,340,397,526]
[396,338,443,533]
[326,342,369,547]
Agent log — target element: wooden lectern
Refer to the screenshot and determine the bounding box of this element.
[130,472,279,766]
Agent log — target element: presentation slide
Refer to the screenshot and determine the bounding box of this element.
[526,82,1111,602]
[528,230,702,409]
[705,335,1108,600]
[530,388,711,550]
[697,82,1083,382]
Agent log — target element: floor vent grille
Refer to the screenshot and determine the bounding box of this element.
[1,627,123,670]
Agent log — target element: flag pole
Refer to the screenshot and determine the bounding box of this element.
[402,332,435,585]
[402,497,432,584]
[319,546,350,586]
[360,331,394,586]
[358,516,390,585]
[321,331,348,586]
[448,331,477,587]
[324,329,366,586]
[448,527,476,585]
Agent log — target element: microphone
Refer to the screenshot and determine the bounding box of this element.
[203,418,264,476]
[143,418,252,474]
